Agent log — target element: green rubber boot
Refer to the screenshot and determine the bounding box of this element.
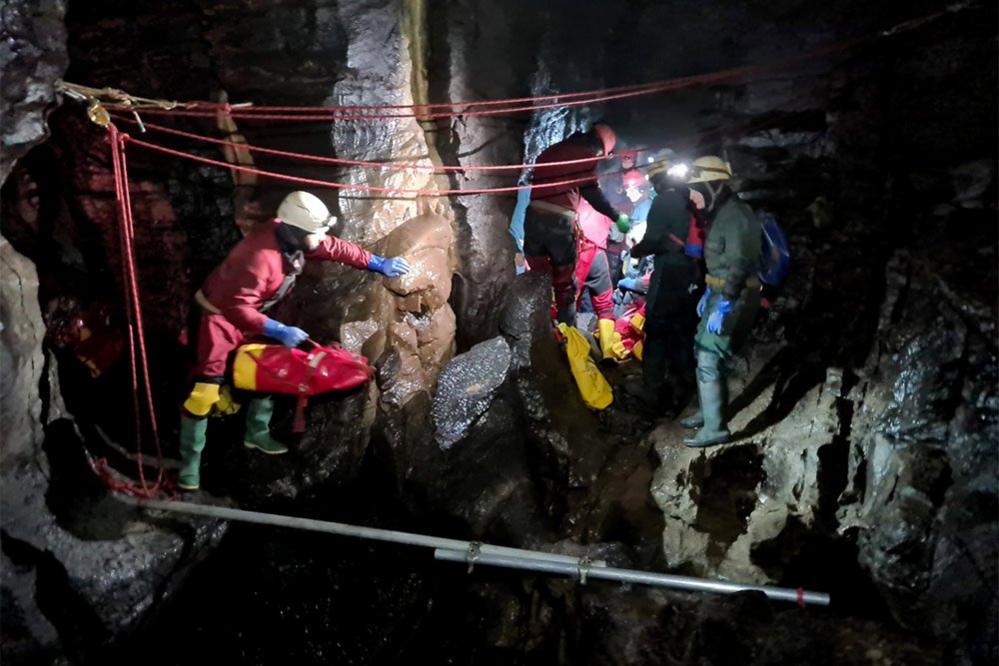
[684,350,730,448]
[683,377,730,448]
[178,415,208,491]
[680,412,704,429]
[243,397,289,455]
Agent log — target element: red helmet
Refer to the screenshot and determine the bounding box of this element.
[621,169,646,189]
[592,124,616,155]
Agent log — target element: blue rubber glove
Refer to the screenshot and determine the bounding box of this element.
[696,286,712,317]
[368,255,412,278]
[684,242,703,258]
[618,277,640,292]
[615,213,631,234]
[706,298,733,334]
[263,318,309,348]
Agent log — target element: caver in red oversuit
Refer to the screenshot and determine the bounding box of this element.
[177,190,412,491]
[524,124,629,326]
[573,198,615,322]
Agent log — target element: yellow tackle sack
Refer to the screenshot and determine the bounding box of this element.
[557,323,613,410]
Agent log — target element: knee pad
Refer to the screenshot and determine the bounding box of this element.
[211,384,242,417]
[183,382,221,417]
[591,289,614,320]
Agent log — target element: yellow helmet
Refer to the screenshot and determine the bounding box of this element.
[686,156,733,183]
[646,160,672,178]
[276,191,336,233]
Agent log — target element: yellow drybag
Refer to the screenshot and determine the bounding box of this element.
[557,323,613,410]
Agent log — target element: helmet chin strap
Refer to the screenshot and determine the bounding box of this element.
[704,181,724,211]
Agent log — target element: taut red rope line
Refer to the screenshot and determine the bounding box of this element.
[188,79,675,113]
[109,41,853,123]
[94,123,167,497]
[112,116,608,172]
[112,112,786,181]
[83,3,967,128]
[123,134,626,196]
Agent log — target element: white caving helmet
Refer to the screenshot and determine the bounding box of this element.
[277,191,337,233]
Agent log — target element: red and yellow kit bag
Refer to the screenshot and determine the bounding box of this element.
[233,342,373,431]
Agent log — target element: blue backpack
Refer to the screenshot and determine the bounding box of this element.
[757,211,790,286]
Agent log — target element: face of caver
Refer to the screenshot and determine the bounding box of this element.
[277,221,330,253]
[303,231,327,252]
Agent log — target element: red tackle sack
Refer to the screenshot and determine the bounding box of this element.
[233,342,372,432]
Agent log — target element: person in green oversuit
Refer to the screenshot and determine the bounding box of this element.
[680,157,762,448]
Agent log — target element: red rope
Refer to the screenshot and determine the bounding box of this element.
[112,116,610,173]
[120,128,166,488]
[101,123,166,498]
[113,79,699,122]
[109,124,143,481]
[112,41,851,123]
[124,134,618,197]
[112,113,785,181]
[141,4,958,117]
[187,79,672,113]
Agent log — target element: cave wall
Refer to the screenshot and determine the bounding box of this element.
[424,0,623,348]
[0,0,996,663]
[635,1,997,660]
[0,0,68,183]
[0,237,47,460]
[1,3,234,663]
[0,0,68,458]
[0,0,462,657]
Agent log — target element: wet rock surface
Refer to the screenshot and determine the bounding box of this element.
[644,5,998,656]
[0,237,47,459]
[0,0,68,183]
[1,443,227,663]
[0,0,996,664]
[432,336,511,449]
[839,255,998,661]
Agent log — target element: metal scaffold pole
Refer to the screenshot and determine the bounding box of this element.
[125,498,830,606]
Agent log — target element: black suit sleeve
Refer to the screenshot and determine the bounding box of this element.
[579,183,620,221]
[631,189,689,257]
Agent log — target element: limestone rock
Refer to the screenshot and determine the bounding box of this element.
[0,236,46,459]
[0,0,68,184]
[432,336,511,449]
